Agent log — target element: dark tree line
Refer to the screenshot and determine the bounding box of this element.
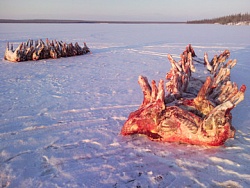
[187,13,250,25]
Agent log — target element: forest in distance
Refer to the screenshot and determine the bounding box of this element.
[187,13,250,25]
[0,13,249,25]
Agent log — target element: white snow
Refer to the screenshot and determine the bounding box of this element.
[227,22,250,26]
[0,23,250,188]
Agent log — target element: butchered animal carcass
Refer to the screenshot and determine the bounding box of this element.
[121,45,246,146]
[4,39,90,62]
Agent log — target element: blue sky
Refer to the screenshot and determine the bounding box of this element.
[0,0,249,21]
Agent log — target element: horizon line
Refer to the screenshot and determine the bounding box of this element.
[0,19,187,24]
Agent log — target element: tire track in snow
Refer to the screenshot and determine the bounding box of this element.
[128,49,170,57]
[0,104,139,138]
[61,104,139,113]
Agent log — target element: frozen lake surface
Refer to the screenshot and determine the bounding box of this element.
[0,23,250,187]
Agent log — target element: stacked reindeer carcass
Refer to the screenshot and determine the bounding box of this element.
[121,44,246,146]
[4,38,90,62]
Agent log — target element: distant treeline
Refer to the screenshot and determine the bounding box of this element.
[187,13,250,24]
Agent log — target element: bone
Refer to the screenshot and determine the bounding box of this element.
[138,75,152,107]
[204,52,213,72]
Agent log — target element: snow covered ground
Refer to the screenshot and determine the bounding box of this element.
[0,23,250,187]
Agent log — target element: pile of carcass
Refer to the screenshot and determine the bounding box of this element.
[4,39,90,62]
[121,45,246,146]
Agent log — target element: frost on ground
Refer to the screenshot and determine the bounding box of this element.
[0,24,250,187]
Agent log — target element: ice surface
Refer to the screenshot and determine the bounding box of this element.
[0,23,250,187]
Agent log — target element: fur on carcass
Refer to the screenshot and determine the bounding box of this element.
[4,42,23,62]
[121,45,246,146]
